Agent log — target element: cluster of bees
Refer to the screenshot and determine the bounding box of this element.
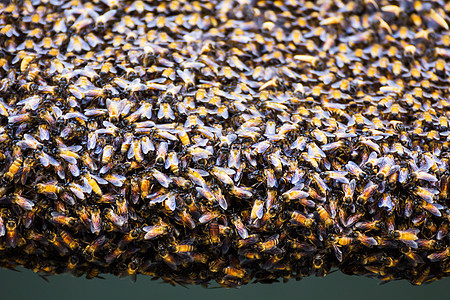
[1,0,450,287]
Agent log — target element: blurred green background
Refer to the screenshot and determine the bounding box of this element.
[1,267,450,300]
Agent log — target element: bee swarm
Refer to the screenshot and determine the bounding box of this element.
[1,0,450,287]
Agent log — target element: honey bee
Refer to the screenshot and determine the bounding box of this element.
[357,181,378,205]
[83,235,107,261]
[413,186,439,203]
[84,173,103,196]
[50,211,77,227]
[89,207,101,234]
[60,230,79,251]
[288,211,314,228]
[6,219,18,248]
[158,103,176,120]
[210,166,235,188]
[229,185,253,199]
[315,205,334,228]
[143,224,170,240]
[104,208,126,227]
[231,215,248,239]
[47,231,69,255]
[392,229,420,248]
[155,141,168,167]
[177,209,196,229]
[11,194,34,211]
[4,156,23,181]
[224,266,246,279]
[159,249,178,271]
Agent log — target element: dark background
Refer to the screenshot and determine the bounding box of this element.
[1,267,450,300]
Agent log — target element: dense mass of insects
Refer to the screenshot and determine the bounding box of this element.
[0,0,450,287]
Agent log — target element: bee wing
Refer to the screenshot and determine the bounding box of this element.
[402,240,418,249]
[82,177,93,193]
[428,249,450,262]
[385,164,400,178]
[423,202,443,217]
[149,194,168,205]
[264,169,276,188]
[251,200,264,220]
[15,196,34,210]
[430,9,449,30]
[253,141,272,153]
[152,169,173,188]
[90,215,101,234]
[141,137,155,154]
[69,184,85,200]
[0,217,4,237]
[399,168,409,183]
[333,244,343,262]
[418,155,434,172]
[215,167,235,176]
[214,189,228,210]
[165,194,176,211]
[360,235,378,246]
[105,174,126,187]
[91,174,108,185]
[378,194,393,210]
[417,171,438,182]
[143,226,160,240]
[68,164,80,177]
[191,168,209,177]
[235,223,248,239]
[40,151,60,167]
[349,179,356,193]
[59,153,77,165]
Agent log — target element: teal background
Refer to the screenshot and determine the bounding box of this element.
[1,267,449,300]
